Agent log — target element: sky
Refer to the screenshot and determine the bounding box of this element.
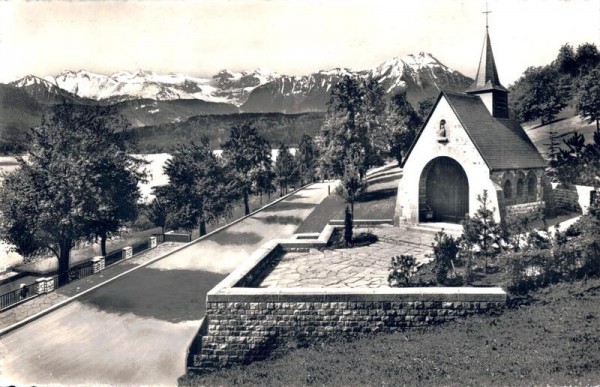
[0,0,598,86]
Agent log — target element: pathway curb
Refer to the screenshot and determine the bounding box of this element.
[0,183,316,338]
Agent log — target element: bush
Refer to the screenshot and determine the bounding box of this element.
[507,249,556,294]
[388,255,417,287]
[432,230,458,285]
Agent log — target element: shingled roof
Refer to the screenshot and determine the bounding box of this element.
[403,91,547,171]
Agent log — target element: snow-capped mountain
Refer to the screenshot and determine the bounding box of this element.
[242,52,472,113]
[11,52,471,115]
[10,75,93,105]
[41,68,280,106]
[240,67,362,113]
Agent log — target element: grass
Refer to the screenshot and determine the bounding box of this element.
[522,106,596,159]
[180,277,600,386]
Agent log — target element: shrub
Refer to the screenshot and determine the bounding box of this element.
[507,249,556,294]
[460,190,505,273]
[388,255,417,287]
[432,230,459,285]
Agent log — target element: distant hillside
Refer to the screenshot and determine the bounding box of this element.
[522,107,596,159]
[131,112,325,153]
[0,84,43,154]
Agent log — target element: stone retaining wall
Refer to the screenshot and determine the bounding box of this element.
[193,288,506,371]
[553,184,581,212]
[188,224,507,372]
[504,201,545,219]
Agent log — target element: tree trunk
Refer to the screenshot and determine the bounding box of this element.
[100,233,107,257]
[259,191,263,205]
[57,240,71,286]
[243,190,250,215]
[199,219,207,236]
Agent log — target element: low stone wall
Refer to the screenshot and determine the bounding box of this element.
[193,288,506,371]
[552,184,581,212]
[504,201,545,219]
[551,183,598,214]
[188,225,507,372]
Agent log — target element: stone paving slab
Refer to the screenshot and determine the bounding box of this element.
[259,226,435,289]
[0,242,181,331]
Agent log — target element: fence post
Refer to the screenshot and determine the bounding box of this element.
[122,246,133,260]
[92,256,105,274]
[35,278,47,295]
[44,277,55,293]
[149,236,157,249]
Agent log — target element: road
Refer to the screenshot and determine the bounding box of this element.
[0,183,331,385]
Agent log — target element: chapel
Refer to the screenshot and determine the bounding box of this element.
[395,25,548,224]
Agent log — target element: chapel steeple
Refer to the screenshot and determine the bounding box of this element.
[465,12,509,118]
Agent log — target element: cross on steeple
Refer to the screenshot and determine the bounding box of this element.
[483,3,492,29]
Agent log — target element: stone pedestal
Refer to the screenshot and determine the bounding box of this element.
[35,277,55,294]
[92,256,105,273]
[44,277,55,293]
[35,278,47,295]
[149,236,157,249]
[122,246,133,260]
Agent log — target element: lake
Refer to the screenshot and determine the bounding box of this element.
[0,150,296,270]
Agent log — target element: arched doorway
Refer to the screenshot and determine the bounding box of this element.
[419,157,469,223]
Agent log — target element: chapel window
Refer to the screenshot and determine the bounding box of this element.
[517,178,524,196]
[504,180,512,199]
[527,176,536,196]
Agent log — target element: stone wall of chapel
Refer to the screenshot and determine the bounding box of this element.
[491,169,546,220]
[396,96,501,223]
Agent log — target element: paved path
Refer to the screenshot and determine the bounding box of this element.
[0,242,182,330]
[259,225,435,288]
[0,183,331,386]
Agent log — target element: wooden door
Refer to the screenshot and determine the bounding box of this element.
[424,157,469,223]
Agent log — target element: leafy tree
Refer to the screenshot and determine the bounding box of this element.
[0,104,143,284]
[321,76,385,178]
[575,65,600,131]
[335,148,368,214]
[360,77,388,167]
[255,163,276,205]
[146,197,170,235]
[460,190,504,274]
[386,90,422,164]
[274,143,296,196]
[295,134,319,185]
[221,123,272,215]
[417,97,436,120]
[509,66,569,125]
[155,137,231,236]
[551,128,600,185]
[82,119,145,256]
[554,43,577,76]
[574,43,600,75]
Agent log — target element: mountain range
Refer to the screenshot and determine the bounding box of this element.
[1,52,472,153]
